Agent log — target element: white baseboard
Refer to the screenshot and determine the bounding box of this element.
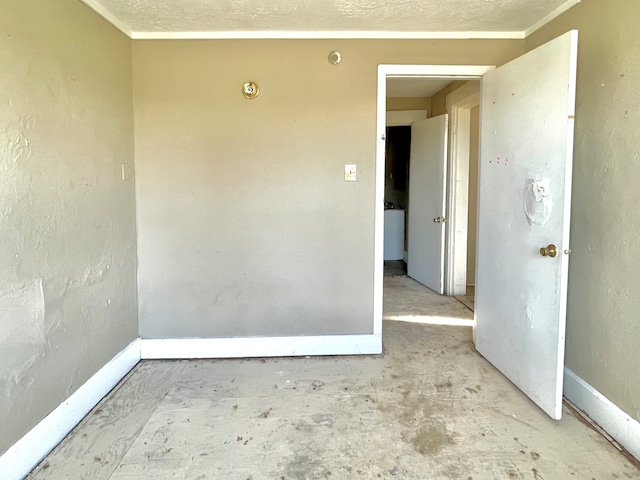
[1,333,381,478]
[141,334,382,359]
[5,343,637,478]
[0,338,141,480]
[564,368,640,461]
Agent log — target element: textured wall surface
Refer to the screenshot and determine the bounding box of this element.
[133,39,522,338]
[526,0,640,422]
[0,0,137,454]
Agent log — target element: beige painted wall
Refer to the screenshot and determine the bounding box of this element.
[0,0,137,454]
[431,80,468,117]
[386,97,431,112]
[466,105,480,284]
[526,0,640,422]
[133,39,522,338]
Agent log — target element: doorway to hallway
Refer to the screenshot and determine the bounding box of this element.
[375,31,578,420]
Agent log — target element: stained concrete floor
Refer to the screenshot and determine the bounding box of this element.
[28,276,639,480]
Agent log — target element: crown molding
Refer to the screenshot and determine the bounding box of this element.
[129,30,525,40]
[525,0,582,37]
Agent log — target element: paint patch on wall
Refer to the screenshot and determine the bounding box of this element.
[0,279,46,382]
[2,116,35,165]
[523,178,552,226]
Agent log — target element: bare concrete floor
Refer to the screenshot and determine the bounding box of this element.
[28,276,639,480]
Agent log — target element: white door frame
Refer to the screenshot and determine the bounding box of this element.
[374,65,494,336]
[445,82,481,296]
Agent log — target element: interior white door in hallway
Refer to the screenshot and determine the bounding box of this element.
[474,30,578,420]
[407,115,448,294]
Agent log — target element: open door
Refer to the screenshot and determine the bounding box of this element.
[407,115,448,293]
[475,31,578,419]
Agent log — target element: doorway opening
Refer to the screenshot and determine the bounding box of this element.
[375,65,492,339]
[383,124,411,278]
[444,81,481,308]
[375,34,577,422]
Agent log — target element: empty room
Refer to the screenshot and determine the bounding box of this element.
[1,0,639,479]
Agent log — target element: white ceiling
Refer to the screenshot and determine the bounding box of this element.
[81,0,581,39]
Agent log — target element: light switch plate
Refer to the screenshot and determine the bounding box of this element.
[121,163,131,181]
[345,164,357,182]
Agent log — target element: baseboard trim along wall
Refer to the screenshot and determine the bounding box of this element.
[11,343,637,480]
[564,368,640,461]
[0,338,141,480]
[140,334,383,359]
[1,333,381,478]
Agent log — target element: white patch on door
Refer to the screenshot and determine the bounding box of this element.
[523,178,553,226]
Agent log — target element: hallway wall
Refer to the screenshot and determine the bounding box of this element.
[386,97,431,111]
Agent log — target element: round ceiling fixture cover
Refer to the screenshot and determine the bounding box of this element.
[328,51,342,65]
[242,82,259,99]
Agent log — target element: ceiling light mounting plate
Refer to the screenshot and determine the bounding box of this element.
[328,51,342,65]
[242,81,259,99]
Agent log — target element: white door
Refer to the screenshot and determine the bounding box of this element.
[407,115,448,293]
[475,31,578,420]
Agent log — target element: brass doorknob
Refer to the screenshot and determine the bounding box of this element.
[540,244,557,258]
[433,217,441,223]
